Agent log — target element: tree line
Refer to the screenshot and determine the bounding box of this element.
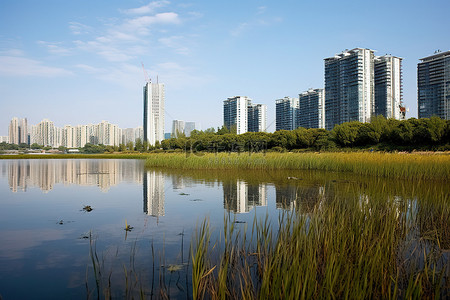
[161,116,450,152]
[1,116,449,153]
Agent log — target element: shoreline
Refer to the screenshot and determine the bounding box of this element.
[0,152,448,181]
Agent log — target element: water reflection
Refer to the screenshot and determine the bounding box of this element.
[0,159,448,299]
[143,170,165,217]
[223,180,267,213]
[3,159,143,192]
[276,184,326,212]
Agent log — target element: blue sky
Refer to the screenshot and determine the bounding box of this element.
[1,0,449,135]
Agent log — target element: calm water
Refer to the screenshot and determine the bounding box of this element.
[0,159,447,299]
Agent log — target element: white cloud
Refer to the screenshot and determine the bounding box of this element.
[257,6,267,14]
[124,12,181,34]
[37,41,71,55]
[68,11,181,62]
[69,22,93,35]
[158,36,190,54]
[0,55,73,77]
[75,63,142,90]
[121,1,170,15]
[0,48,25,56]
[231,22,249,37]
[147,61,213,90]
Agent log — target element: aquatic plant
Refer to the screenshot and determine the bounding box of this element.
[144,152,450,181]
[191,191,449,298]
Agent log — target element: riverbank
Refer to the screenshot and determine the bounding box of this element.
[144,152,450,181]
[1,152,449,181]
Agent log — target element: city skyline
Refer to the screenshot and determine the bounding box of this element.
[1,0,449,135]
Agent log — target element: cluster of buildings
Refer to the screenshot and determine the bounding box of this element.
[223,96,267,134]
[3,49,449,147]
[224,48,450,133]
[4,117,143,148]
[171,120,199,138]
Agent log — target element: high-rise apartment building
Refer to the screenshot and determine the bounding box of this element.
[8,117,20,145]
[62,125,76,148]
[275,97,299,131]
[143,81,165,145]
[172,120,185,138]
[32,119,56,147]
[248,104,267,132]
[184,122,198,137]
[224,96,266,134]
[97,120,121,146]
[143,170,165,217]
[8,117,28,145]
[298,89,325,129]
[324,48,375,130]
[374,55,404,119]
[223,96,250,134]
[418,50,450,120]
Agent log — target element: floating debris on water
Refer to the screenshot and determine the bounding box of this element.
[82,205,93,212]
[124,219,133,231]
[167,264,184,272]
[179,192,190,196]
[190,199,203,202]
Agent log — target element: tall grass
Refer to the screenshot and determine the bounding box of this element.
[144,152,450,181]
[191,191,449,299]
[3,152,449,181]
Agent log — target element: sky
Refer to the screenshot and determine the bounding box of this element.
[1,0,449,135]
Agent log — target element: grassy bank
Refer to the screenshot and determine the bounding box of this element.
[2,152,449,181]
[145,152,450,181]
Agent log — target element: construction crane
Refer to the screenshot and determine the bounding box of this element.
[141,62,151,83]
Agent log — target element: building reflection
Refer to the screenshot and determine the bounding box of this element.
[5,159,143,192]
[223,180,267,213]
[143,170,165,217]
[275,184,326,212]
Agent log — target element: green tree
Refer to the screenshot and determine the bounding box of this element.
[135,138,143,152]
[270,130,297,150]
[126,141,134,151]
[332,122,362,147]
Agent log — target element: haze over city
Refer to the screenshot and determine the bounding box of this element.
[1,0,449,135]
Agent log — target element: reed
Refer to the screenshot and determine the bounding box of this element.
[144,152,450,181]
[191,191,449,299]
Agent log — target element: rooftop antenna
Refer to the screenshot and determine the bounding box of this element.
[141,62,151,83]
[157,75,159,84]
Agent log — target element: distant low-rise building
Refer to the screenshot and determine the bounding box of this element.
[184,122,198,137]
[172,120,185,138]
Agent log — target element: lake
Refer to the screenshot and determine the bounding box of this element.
[0,159,448,299]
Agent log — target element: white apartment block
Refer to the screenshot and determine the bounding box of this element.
[374,55,404,119]
[172,120,185,138]
[324,48,375,130]
[143,81,165,145]
[223,96,250,134]
[8,117,28,145]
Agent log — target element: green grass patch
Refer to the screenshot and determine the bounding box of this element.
[144,152,450,181]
